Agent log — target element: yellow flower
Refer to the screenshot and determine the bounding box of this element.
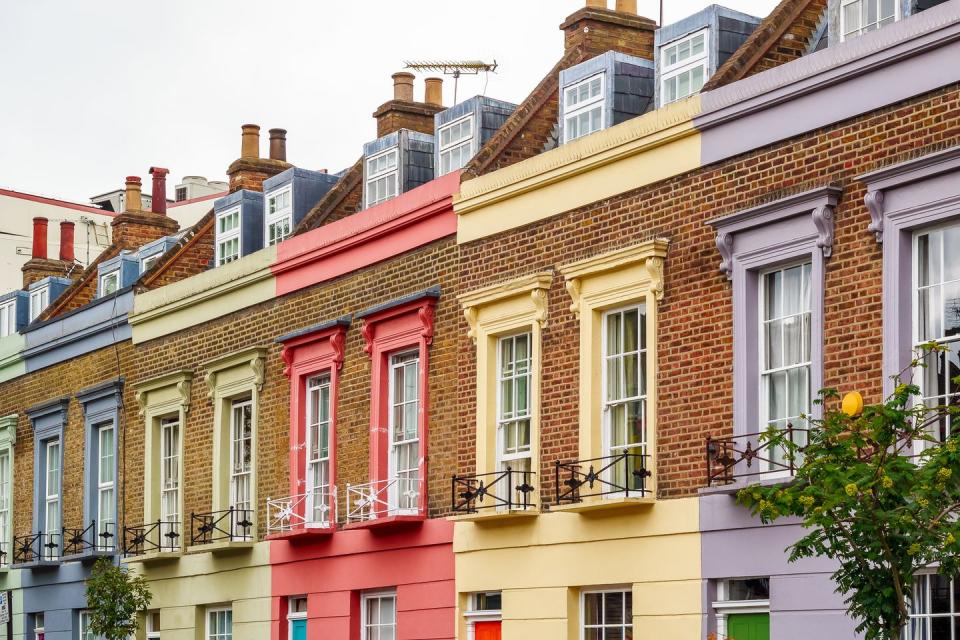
[947,533,956,545]
[909,543,922,556]
[799,495,815,509]
[947,441,957,453]
[845,483,858,496]
[882,476,894,489]
[918,497,930,508]
[938,468,953,480]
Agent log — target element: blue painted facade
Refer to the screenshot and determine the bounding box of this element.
[434,95,517,174]
[214,190,265,261]
[0,290,30,333]
[362,129,435,208]
[263,167,340,230]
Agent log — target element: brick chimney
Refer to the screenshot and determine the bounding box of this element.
[110,174,180,249]
[269,128,287,162]
[561,0,657,60]
[373,72,446,138]
[21,217,75,288]
[226,124,293,192]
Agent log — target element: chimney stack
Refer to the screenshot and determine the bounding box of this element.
[241,124,260,159]
[561,0,657,59]
[124,176,143,213]
[150,167,169,215]
[59,221,75,263]
[31,217,48,260]
[424,78,444,107]
[269,129,287,162]
[586,0,606,7]
[615,0,637,13]
[392,72,415,102]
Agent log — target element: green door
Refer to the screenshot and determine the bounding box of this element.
[727,613,770,640]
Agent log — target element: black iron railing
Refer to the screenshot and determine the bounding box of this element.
[62,520,117,556]
[12,532,60,564]
[0,541,7,567]
[190,508,253,546]
[554,452,651,504]
[705,426,807,487]
[451,469,536,514]
[123,520,181,556]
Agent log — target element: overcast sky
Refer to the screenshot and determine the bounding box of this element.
[0,0,779,202]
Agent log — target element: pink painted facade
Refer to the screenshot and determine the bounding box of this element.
[269,173,459,640]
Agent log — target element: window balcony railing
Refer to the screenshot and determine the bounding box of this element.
[0,541,8,567]
[123,520,181,556]
[705,425,807,487]
[63,520,117,556]
[554,452,652,504]
[451,469,536,514]
[267,488,337,535]
[13,532,60,564]
[189,508,253,546]
[345,477,422,524]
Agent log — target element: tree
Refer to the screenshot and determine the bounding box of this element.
[85,557,152,640]
[737,344,960,640]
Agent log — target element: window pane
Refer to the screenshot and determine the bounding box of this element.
[945,281,960,338]
[931,574,951,614]
[584,593,602,625]
[765,320,783,369]
[946,227,960,282]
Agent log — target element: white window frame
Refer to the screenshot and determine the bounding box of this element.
[659,28,710,107]
[141,253,161,274]
[464,591,502,640]
[0,300,16,337]
[79,610,106,640]
[600,305,648,495]
[306,374,332,527]
[366,147,399,208]
[711,578,771,639]
[758,262,813,472]
[33,613,44,640]
[96,422,115,550]
[216,207,242,266]
[160,415,181,547]
[580,588,633,640]
[29,286,49,322]
[206,607,232,640]
[44,438,60,559]
[99,270,120,298]
[562,73,606,143]
[438,114,475,176]
[388,351,420,515]
[287,595,307,639]
[265,185,293,247]
[840,0,899,41]
[361,591,397,640]
[146,611,161,640]
[496,333,533,476]
[0,449,10,564]
[229,398,253,536]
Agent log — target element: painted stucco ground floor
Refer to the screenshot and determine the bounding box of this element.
[453,498,702,640]
[0,568,22,640]
[269,519,454,640]
[700,490,857,639]
[127,542,272,640]
[14,560,99,640]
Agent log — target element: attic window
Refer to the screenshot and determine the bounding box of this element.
[438,114,474,176]
[141,253,161,274]
[841,0,897,40]
[175,186,188,202]
[99,270,120,297]
[366,148,399,207]
[563,73,605,143]
[660,29,708,106]
[0,300,15,337]
[265,187,293,247]
[216,207,241,266]
[29,286,49,322]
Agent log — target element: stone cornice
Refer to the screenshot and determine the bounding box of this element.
[0,414,17,447]
[458,273,553,343]
[203,346,268,399]
[133,369,193,417]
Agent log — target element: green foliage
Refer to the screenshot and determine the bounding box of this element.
[737,344,960,640]
[85,557,152,640]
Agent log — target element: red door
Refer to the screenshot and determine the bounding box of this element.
[475,621,502,640]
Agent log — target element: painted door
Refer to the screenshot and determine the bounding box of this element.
[290,618,307,640]
[727,613,770,640]
[475,621,501,640]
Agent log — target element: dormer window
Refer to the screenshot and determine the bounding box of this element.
[366,148,399,207]
[265,187,293,247]
[660,29,708,106]
[562,74,605,143]
[216,207,241,266]
[29,286,49,322]
[438,115,474,176]
[841,0,897,40]
[0,300,15,338]
[99,270,120,297]
[141,253,161,274]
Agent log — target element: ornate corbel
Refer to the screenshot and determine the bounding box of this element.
[176,378,192,414]
[330,329,346,370]
[463,306,479,344]
[250,355,265,392]
[205,371,217,400]
[280,345,295,378]
[716,231,734,280]
[812,203,836,257]
[361,320,375,356]
[644,256,665,301]
[135,389,148,418]
[531,288,548,328]
[419,303,436,346]
[865,189,885,243]
[565,278,582,319]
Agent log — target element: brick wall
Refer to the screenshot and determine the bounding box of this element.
[747,0,826,77]
[457,82,960,500]
[127,238,460,533]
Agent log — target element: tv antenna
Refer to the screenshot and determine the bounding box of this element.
[403,60,498,104]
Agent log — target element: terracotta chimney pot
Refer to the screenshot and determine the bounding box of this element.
[124,176,143,213]
[269,128,287,162]
[615,0,636,13]
[424,78,443,106]
[31,217,48,260]
[59,221,75,262]
[241,124,260,159]
[392,72,415,102]
[586,0,606,8]
[150,167,169,215]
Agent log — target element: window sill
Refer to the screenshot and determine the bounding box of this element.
[699,475,796,497]
[62,548,117,563]
[342,514,425,531]
[447,509,540,524]
[265,525,336,541]
[547,495,656,514]
[11,557,60,570]
[186,539,256,555]
[121,550,183,565]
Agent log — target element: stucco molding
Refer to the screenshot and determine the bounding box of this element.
[0,414,17,447]
[458,273,553,344]
[133,369,194,418]
[359,288,441,358]
[203,346,268,400]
